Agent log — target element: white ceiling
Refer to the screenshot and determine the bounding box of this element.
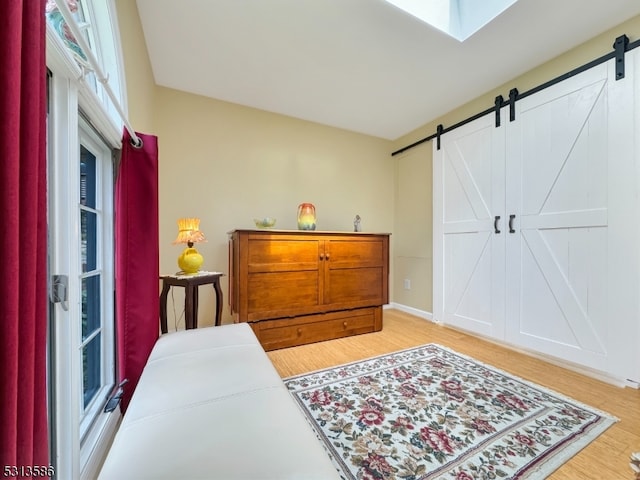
[135,0,640,140]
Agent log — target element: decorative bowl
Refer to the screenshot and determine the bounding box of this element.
[254,217,277,228]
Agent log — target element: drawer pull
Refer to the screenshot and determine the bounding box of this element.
[297,328,302,336]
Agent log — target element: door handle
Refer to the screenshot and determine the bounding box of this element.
[50,274,69,311]
[509,214,516,233]
[494,215,501,234]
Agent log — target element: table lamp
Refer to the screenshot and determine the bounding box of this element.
[173,217,206,274]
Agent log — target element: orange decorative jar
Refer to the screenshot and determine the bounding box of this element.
[297,203,316,230]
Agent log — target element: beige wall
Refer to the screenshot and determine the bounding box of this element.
[392,14,640,316]
[393,141,432,313]
[116,3,639,326]
[115,2,393,328]
[154,88,394,327]
[114,0,156,134]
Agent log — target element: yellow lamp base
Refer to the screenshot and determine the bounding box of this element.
[177,246,203,274]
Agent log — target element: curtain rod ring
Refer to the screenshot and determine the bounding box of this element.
[130,136,143,149]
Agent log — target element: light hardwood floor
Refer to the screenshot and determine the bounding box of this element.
[267,309,640,480]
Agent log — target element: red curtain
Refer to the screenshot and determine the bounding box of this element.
[115,130,160,411]
[0,0,49,472]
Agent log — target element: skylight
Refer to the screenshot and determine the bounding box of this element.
[384,0,519,42]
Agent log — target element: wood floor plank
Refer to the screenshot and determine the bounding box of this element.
[267,309,640,479]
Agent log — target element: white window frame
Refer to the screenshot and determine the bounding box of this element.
[46,1,127,478]
[77,119,116,440]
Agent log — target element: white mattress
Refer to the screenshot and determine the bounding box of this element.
[98,323,340,480]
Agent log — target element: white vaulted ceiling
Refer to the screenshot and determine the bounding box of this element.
[135,0,640,140]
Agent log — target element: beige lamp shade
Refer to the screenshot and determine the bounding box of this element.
[173,217,206,245]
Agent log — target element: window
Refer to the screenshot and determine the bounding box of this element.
[46,0,125,137]
[77,129,115,442]
[384,0,519,41]
[80,147,102,416]
[46,1,125,478]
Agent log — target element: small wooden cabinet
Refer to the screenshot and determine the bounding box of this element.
[229,230,390,350]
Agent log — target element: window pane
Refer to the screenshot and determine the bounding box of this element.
[82,334,101,409]
[82,275,100,340]
[45,0,89,62]
[81,210,97,272]
[80,146,96,208]
[81,144,97,273]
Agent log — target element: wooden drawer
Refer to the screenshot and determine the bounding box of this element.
[251,306,382,351]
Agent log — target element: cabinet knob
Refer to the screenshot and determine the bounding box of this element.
[343,321,347,329]
[325,253,330,260]
[297,328,302,336]
[319,253,325,260]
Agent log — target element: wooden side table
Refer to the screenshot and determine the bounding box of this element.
[159,271,224,334]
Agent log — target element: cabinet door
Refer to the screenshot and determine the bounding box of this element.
[433,111,506,338]
[505,55,638,381]
[245,236,321,320]
[323,236,388,308]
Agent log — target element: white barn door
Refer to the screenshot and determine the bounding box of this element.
[505,53,638,381]
[433,111,506,338]
[434,48,639,383]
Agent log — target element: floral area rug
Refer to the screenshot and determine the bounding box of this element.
[284,344,617,479]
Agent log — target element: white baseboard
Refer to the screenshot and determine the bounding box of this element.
[386,303,433,321]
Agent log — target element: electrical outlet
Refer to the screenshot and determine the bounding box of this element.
[403,279,411,290]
